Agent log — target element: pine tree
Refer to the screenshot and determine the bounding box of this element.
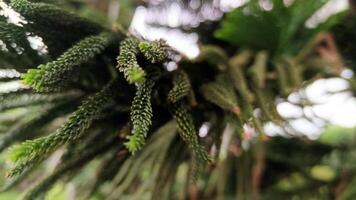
[0,0,354,199]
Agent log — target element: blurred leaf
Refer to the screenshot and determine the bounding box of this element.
[310,165,336,182]
[117,0,136,28]
[318,126,356,146]
[45,182,68,200]
[0,190,20,200]
[215,4,281,51]
[214,0,343,56]
[275,172,308,191]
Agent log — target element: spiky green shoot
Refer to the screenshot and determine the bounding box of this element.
[125,79,155,153]
[22,32,113,91]
[171,101,211,162]
[117,38,146,84]
[167,70,191,103]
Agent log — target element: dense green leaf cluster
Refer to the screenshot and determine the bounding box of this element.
[22,32,115,91]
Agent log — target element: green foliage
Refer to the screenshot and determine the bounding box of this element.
[0,15,41,68]
[138,39,169,63]
[215,0,340,55]
[167,70,191,103]
[338,178,356,200]
[22,32,115,91]
[0,90,78,112]
[228,50,254,103]
[318,126,356,146]
[170,101,210,163]
[22,131,120,200]
[125,79,155,153]
[10,0,105,56]
[0,191,19,200]
[117,38,169,85]
[116,37,146,84]
[201,76,240,115]
[194,45,229,69]
[249,51,268,88]
[44,182,68,200]
[0,101,77,152]
[0,0,353,199]
[6,79,118,177]
[310,165,336,182]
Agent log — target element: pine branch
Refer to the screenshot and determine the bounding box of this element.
[170,101,211,162]
[0,166,34,192]
[138,39,169,63]
[125,79,155,153]
[194,45,229,70]
[116,37,146,84]
[0,100,79,152]
[201,79,240,115]
[117,38,169,85]
[284,58,303,89]
[228,50,254,103]
[151,140,187,199]
[10,0,105,56]
[22,131,120,200]
[0,90,79,112]
[275,60,293,95]
[254,89,284,125]
[58,128,109,166]
[167,70,191,103]
[0,16,23,41]
[248,51,285,124]
[0,17,41,67]
[108,121,178,199]
[22,32,115,91]
[249,51,268,89]
[6,79,119,177]
[84,150,124,199]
